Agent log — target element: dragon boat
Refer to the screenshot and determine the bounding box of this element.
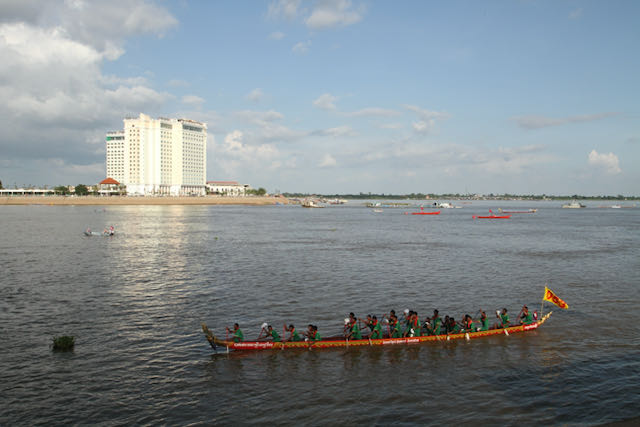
[201,312,553,352]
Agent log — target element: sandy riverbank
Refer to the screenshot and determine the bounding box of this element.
[0,195,290,206]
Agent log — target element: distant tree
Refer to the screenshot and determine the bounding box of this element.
[75,184,89,196]
[54,185,68,195]
[0,179,3,189]
[247,187,267,196]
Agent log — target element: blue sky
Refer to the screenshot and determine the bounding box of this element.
[1,0,638,195]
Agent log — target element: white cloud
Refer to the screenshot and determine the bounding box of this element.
[246,88,264,102]
[319,153,337,167]
[182,94,205,108]
[512,113,618,130]
[313,125,355,137]
[305,0,365,30]
[233,110,306,143]
[167,79,189,87]
[267,0,301,21]
[292,40,311,54]
[235,110,284,124]
[588,149,621,174]
[342,107,400,118]
[269,31,285,40]
[0,1,175,184]
[313,93,338,110]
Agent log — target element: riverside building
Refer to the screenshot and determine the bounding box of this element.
[106,113,207,196]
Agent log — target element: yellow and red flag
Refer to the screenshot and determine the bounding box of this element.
[543,287,569,309]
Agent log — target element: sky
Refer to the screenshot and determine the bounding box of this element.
[0,0,638,195]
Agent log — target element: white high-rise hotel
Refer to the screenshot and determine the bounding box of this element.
[106,113,207,195]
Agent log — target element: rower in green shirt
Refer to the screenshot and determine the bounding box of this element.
[474,311,489,331]
[389,314,402,338]
[306,324,321,341]
[346,313,362,340]
[284,324,301,342]
[447,317,461,334]
[265,325,281,342]
[519,305,533,325]
[365,315,382,339]
[493,308,510,329]
[427,310,442,335]
[226,323,244,342]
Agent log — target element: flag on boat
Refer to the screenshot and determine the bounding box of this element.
[543,287,569,309]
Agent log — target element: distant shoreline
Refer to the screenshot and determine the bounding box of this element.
[0,195,289,206]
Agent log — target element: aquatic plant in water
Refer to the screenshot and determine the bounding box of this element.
[52,335,75,351]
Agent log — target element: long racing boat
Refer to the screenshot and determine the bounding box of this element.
[201,312,552,352]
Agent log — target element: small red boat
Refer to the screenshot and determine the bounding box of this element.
[473,209,511,219]
[411,210,441,215]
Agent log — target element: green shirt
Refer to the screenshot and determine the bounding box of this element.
[350,322,362,340]
[500,314,509,327]
[270,330,281,342]
[311,331,321,341]
[370,322,382,339]
[432,317,442,335]
[291,329,301,341]
[475,318,489,331]
[233,329,244,342]
[449,324,461,334]
[521,312,533,325]
[391,321,402,338]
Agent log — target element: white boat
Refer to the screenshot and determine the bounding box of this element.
[610,205,622,209]
[562,201,586,209]
[301,199,323,208]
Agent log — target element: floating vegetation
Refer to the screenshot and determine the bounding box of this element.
[52,335,75,351]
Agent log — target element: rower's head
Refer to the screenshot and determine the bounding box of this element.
[390,310,396,316]
[523,305,528,312]
[307,324,313,331]
[434,309,439,316]
[502,308,508,314]
[349,312,356,319]
[288,324,295,330]
[367,314,372,320]
[234,323,239,330]
[267,325,273,331]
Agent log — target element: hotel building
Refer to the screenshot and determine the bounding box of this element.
[106,113,207,195]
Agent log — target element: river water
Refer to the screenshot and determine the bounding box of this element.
[1,201,639,425]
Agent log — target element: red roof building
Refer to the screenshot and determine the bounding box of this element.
[99,177,120,185]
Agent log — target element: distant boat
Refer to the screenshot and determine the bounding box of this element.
[372,208,383,213]
[411,210,441,215]
[473,214,511,219]
[473,210,511,219]
[562,201,586,209]
[498,208,537,214]
[301,199,323,208]
[84,230,114,236]
[610,205,622,209]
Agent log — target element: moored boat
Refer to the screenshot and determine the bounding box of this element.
[562,201,586,208]
[301,199,324,208]
[498,208,537,214]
